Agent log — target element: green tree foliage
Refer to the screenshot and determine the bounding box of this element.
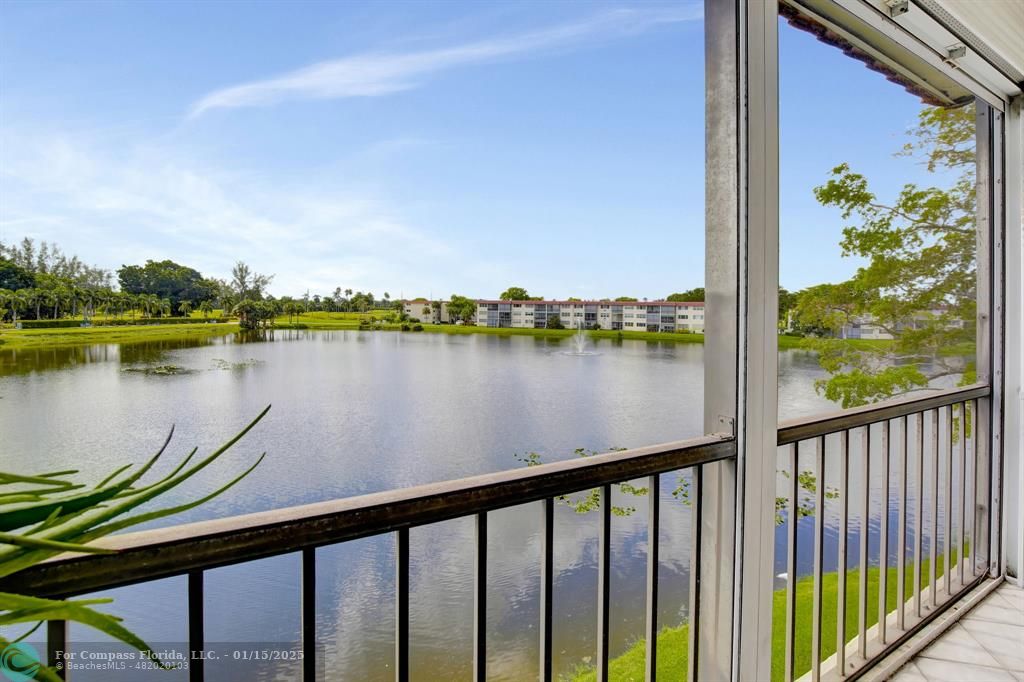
[0,238,110,288]
[229,261,274,301]
[118,260,218,315]
[232,299,278,330]
[447,294,477,323]
[0,257,35,290]
[546,314,565,329]
[0,409,269,682]
[795,104,978,407]
[778,287,797,328]
[517,448,835,524]
[499,286,540,300]
[667,288,704,302]
[614,296,638,302]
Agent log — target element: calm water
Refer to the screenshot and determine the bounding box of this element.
[4,330,920,680]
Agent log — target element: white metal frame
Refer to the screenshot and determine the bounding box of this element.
[702,0,1019,677]
[703,1,779,679]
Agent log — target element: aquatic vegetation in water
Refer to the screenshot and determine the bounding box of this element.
[121,364,195,376]
[211,358,264,371]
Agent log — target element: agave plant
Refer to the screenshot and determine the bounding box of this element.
[0,406,270,681]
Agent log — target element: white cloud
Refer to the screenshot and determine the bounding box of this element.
[188,6,700,118]
[0,131,476,296]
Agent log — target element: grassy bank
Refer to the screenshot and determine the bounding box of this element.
[1,310,892,352]
[278,316,895,350]
[573,553,956,682]
[0,321,239,350]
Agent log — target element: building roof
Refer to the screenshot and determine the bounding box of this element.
[474,299,704,307]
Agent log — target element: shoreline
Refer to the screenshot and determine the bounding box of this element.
[0,315,890,352]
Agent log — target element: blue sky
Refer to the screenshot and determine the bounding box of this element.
[0,0,943,299]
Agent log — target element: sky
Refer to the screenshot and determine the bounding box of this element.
[0,0,949,300]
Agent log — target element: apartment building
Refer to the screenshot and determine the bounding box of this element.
[839,308,966,340]
[473,300,705,332]
[402,300,450,323]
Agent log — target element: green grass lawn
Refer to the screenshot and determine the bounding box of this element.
[1,312,893,353]
[573,553,958,682]
[0,320,239,350]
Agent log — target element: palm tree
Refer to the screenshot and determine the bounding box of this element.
[159,298,172,318]
[9,289,28,325]
[0,289,11,323]
[26,288,41,320]
[198,300,214,319]
[232,300,257,329]
[178,300,193,317]
[46,287,64,320]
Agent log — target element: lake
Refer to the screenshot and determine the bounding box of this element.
[3,330,940,680]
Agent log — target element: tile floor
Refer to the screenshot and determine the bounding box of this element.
[890,581,1024,681]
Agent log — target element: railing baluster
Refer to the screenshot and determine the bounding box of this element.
[395,528,409,682]
[836,430,849,677]
[47,619,67,681]
[858,426,870,660]
[970,398,979,578]
[959,402,967,588]
[302,547,316,682]
[189,570,204,682]
[474,512,487,682]
[645,473,660,682]
[930,409,939,608]
[944,405,953,598]
[686,466,702,682]
[539,498,554,682]
[811,436,826,681]
[878,420,890,645]
[913,412,924,619]
[785,443,799,682]
[897,416,908,631]
[597,483,612,682]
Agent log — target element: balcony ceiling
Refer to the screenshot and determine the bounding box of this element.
[926,0,1024,85]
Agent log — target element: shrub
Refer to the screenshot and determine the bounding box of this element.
[412,324,424,332]
[18,319,84,329]
[401,323,411,331]
[18,317,230,329]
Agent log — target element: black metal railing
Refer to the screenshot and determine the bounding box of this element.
[776,383,991,682]
[3,433,735,682]
[2,383,995,681]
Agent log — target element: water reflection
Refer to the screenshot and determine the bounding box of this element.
[3,330,834,679]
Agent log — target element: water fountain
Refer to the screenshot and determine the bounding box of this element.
[564,321,597,356]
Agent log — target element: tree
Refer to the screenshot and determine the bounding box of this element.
[667,288,704,302]
[118,260,215,315]
[546,314,565,330]
[614,296,638,302]
[499,286,530,300]
[778,287,798,330]
[448,294,477,323]
[230,261,274,300]
[233,299,258,329]
[1,237,110,287]
[178,300,193,317]
[799,103,978,407]
[0,257,35,290]
[198,300,214,318]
